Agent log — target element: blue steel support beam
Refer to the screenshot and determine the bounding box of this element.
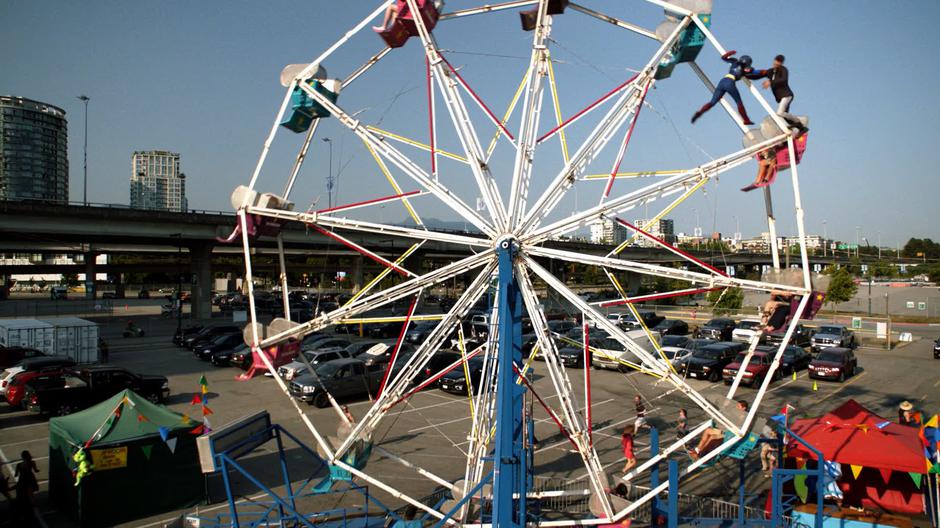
[493,237,527,527]
[667,460,679,528]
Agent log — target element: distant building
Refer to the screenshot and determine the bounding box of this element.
[633,218,675,247]
[130,150,187,212]
[590,218,628,245]
[0,96,69,202]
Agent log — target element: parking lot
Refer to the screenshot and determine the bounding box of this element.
[1,313,938,527]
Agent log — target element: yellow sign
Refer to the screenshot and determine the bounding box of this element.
[90,447,128,471]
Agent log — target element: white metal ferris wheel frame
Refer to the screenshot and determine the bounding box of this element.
[234,0,814,525]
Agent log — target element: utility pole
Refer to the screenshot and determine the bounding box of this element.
[855,226,860,258]
[172,233,183,338]
[822,220,827,258]
[77,95,90,205]
[323,137,333,208]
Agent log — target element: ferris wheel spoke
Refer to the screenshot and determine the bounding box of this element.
[525,130,792,244]
[244,206,489,249]
[524,255,740,433]
[516,262,615,519]
[297,81,496,237]
[507,0,552,229]
[405,0,509,229]
[517,16,692,234]
[331,261,496,462]
[525,245,807,295]
[257,250,495,348]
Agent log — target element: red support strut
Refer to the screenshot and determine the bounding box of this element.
[614,217,729,277]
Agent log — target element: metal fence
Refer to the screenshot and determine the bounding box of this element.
[0,299,114,319]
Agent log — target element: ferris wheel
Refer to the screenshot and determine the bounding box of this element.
[232,0,815,525]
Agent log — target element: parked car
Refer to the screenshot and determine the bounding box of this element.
[173,324,206,347]
[25,366,170,415]
[302,337,352,353]
[547,320,576,335]
[367,321,404,339]
[683,342,746,381]
[230,346,254,370]
[50,286,68,300]
[2,356,76,400]
[810,324,857,352]
[661,347,693,369]
[722,351,780,387]
[406,322,439,344]
[356,343,410,369]
[194,332,244,361]
[766,323,813,348]
[934,337,940,359]
[211,343,249,367]
[277,348,353,381]
[185,326,242,350]
[661,335,690,349]
[808,347,858,382]
[0,347,45,370]
[413,351,462,387]
[732,319,763,343]
[652,319,689,336]
[699,318,736,341]
[592,330,661,372]
[289,358,385,408]
[5,358,78,407]
[344,341,386,358]
[438,357,485,394]
[776,345,812,375]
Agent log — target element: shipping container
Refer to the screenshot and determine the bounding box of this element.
[38,317,100,364]
[0,318,56,354]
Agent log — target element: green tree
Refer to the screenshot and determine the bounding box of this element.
[824,266,857,307]
[707,287,743,315]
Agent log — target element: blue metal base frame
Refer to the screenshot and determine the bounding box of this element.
[195,424,396,528]
[493,237,528,527]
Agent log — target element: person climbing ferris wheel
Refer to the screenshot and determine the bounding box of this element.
[228,0,818,525]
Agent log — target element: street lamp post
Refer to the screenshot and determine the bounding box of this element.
[822,220,827,258]
[323,137,333,208]
[77,95,90,205]
[172,233,183,339]
[855,226,860,258]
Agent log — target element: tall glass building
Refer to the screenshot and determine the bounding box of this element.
[0,96,69,202]
[130,150,187,212]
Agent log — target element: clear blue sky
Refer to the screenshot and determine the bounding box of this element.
[2,0,937,246]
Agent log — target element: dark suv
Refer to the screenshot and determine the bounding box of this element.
[684,342,746,381]
[700,318,735,341]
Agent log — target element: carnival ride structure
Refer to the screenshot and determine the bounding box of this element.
[229,0,815,525]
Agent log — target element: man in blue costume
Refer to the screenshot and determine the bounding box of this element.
[691,50,762,125]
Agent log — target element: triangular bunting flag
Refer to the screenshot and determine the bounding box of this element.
[190,394,202,406]
[876,421,890,429]
[929,463,940,475]
[202,405,213,416]
[794,474,808,503]
[189,425,205,435]
[812,381,818,391]
[202,417,212,430]
[770,414,786,425]
[878,468,892,483]
[198,374,208,387]
[124,395,135,407]
[854,424,869,433]
[792,371,796,381]
[201,384,208,395]
[910,472,923,488]
[158,426,169,442]
[137,414,149,423]
[201,393,207,405]
[850,464,863,479]
[141,445,153,460]
[795,457,805,468]
[114,407,122,418]
[181,414,191,424]
[166,437,178,454]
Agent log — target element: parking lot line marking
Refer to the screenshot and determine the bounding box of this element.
[1,421,48,431]
[934,379,940,388]
[817,372,868,403]
[0,437,48,448]
[136,491,270,528]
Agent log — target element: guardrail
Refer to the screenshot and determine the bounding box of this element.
[0,299,114,318]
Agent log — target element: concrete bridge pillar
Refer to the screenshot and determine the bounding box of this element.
[113,273,126,299]
[84,249,98,299]
[351,255,364,294]
[189,243,214,320]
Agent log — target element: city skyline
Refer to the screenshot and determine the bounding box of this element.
[1,2,937,245]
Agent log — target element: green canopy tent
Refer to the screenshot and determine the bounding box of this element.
[49,389,203,527]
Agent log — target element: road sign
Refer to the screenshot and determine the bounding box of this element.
[918,302,927,311]
[906,301,915,309]
[851,317,862,329]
